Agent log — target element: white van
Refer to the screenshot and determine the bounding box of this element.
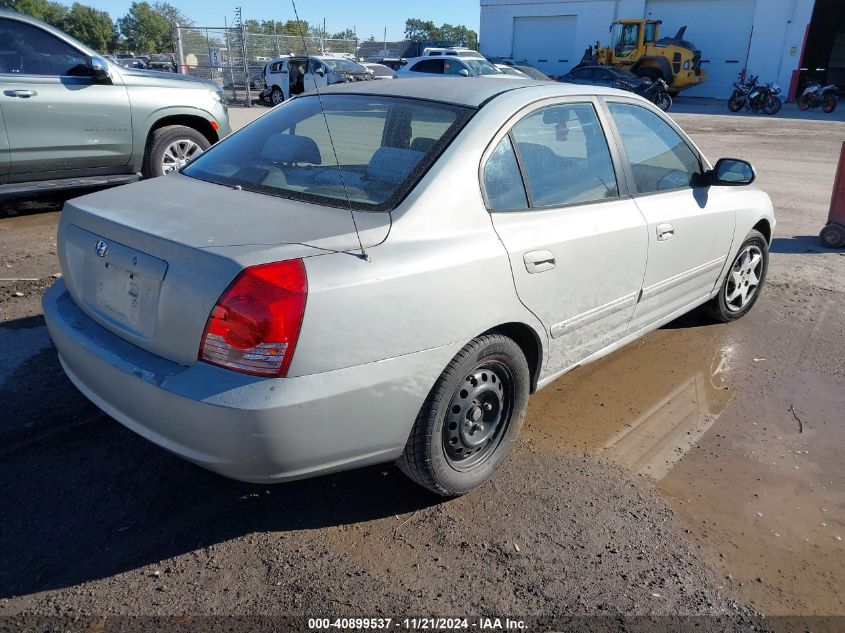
[261,54,372,105]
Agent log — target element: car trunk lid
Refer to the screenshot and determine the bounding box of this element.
[58,174,389,367]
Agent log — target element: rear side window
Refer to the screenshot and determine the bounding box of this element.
[510,103,619,207]
[0,18,89,76]
[183,94,474,211]
[410,59,444,74]
[607,102,701,194]
[483,136,528,211]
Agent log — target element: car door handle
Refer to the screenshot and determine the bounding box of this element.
[523,250,556,274]
[656,223,675,241]
[3,89,37,98]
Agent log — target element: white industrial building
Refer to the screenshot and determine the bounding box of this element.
[479,0,845,99]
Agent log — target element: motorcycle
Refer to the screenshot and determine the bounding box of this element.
[797,80,839,113]
[727,74,782,115]
[641,78,673,111]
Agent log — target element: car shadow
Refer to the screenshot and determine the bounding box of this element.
[771,235,839,254]
[0,316,441,599]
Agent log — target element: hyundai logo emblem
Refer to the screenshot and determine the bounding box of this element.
[95,240,108,258]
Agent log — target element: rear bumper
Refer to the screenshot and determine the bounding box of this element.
[43,281,457,483]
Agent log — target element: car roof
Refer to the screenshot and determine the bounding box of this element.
[315,77,628,108]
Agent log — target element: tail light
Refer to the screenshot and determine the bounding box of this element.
[199,259,307,377]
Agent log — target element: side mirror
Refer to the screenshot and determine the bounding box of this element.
[315,66,325,76]
[89,56,112,84]
[458,68,470,77]
[712,158,755,185]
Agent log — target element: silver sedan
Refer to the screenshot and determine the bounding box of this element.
[43,78,775,496]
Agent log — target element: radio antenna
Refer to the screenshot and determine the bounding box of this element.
[290,0,369,261]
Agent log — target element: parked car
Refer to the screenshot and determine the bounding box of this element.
[560,64,652,93]
[0,11,231,197]
[364,57,406,70]
[421,47,486,59]
[512,65,552,81]
[43,78,774,497]
[117,57,147,69]
[261,54,373,105]
[147,53,177,73]
[495,64,528,77]
[361,62,395,79]
[394,55,514,79]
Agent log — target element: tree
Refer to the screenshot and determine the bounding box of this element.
[63,3,114,51]
[118,1,171,53]
[152,1,191,27]
[1,0,68,26]
[404,18,440,41]
[440,23,478,49]
[330,28,355,40]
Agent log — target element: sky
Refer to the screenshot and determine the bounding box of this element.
[93,0,480,41]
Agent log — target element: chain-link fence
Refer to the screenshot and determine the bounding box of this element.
[173,25,360,105]
[172,25,469,106]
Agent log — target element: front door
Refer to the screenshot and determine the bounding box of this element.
[0,103,8,182]
[604,99,735,331]
[0,17,132,178]
[484,99,649,376]
[304,58,329,92]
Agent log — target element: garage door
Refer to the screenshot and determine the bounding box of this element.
[512,15,577,76]
[645,0,756,97]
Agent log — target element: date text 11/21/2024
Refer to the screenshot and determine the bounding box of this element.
[307,618,527,630]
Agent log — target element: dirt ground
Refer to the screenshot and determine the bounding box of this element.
[1,105,843,628]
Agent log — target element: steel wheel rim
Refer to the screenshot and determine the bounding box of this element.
[725,245,763,312]
[442,361,513,471]
[161,139,202,174]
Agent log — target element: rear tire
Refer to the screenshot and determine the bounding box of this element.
[705,229,768,323]
[820,223,845,248]
[142,125,210,178]
[822,94,838,114]
[397,334,530,497]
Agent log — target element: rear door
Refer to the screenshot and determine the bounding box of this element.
[0,17,132,177]
[604,98,735,331]
[484,98,648,376]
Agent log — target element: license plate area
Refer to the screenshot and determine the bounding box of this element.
[64,224,168,339]
[93,260,160,335]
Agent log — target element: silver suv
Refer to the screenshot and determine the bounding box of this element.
[0,11,231,198]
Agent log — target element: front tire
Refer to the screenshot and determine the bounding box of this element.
[270,86,284,106]
[797,93,811,110]
[142,125,210,178]
[655,92,672,111]
[397,334,530,496]
[727,93,744,112]
[763,95,782,115]
[705,229,768,322]
[822,94,838,114]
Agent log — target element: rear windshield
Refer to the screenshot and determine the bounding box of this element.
[183,94,474,211]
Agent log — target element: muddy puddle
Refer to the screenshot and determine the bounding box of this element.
[524,286,845,615]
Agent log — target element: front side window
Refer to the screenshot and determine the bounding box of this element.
[510,103,619,207]
[463,58,501,76]
[443,59,467,75]
[483,136,527,211]
[410,59,443,74]
[0,19,89,76]
[607,102,701,194]
[183,95,473,211]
